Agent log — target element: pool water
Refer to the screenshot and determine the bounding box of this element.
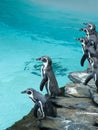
[0,0,98,129]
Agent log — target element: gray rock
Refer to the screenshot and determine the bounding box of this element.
[68,71,88,83]
[68,71,96,87]
[6,71,98,130]
[66,122,97,130]
[89,89,98,105]
[95,118,98,126]
[68,71,97,92]
[65,82,90,98]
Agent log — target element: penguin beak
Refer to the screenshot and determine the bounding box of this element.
[79,28,84,31]
[83,23,92,29]
[36,56,47,63]
[76,38,81,41]
[36,57,45,62]
[36,57,42,61]
[83,22,88,25]
[79,28,87,32]
[76,38,83,42]
[21,90,27,94]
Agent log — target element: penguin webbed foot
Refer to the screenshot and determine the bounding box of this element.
[34,112,46,120]
[36,57,41,61]
[38,115,46,121]
[37,111,46,120]
[86,68,92,73]
[79,28,84,31]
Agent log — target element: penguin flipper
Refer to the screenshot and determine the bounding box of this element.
[84,73,93,85]
[80,53,88,66]
[40,75,48,91]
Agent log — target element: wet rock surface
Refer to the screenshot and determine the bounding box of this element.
[6,71,98,130]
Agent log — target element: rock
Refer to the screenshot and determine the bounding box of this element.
[66,122,97,130]
[7,96,98,130]
[68,71,96,87]
[39,117,98,130]
[6,71,98,130]
[64,82,90,98]
[89,89,98,105]
[95,118,98,126]
[6,109,40,130]
[44,100,57,117]
[68,71,97,91]
[51,97,91,110]
[68,71,88,83]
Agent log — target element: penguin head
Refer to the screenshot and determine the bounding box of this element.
[83,22,96,31]
[36,56,52,67]
[80,27,90,35]
[77,37,88,43]
[21,88,37,102]
[77,37,89,47]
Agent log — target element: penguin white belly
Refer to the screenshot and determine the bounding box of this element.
[47,78,51,95]
[41,66,46,77]
[38,101,45,118]
[41,66,43,77]
[94,74,97,82]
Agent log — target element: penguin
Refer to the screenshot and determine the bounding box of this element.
[21,88,46,119]
[80,22,98,49]
[21,88,57,119]
[36,56,61,97]
[77,37,91,53]
[84,55,98,92]
[77,37,96,66]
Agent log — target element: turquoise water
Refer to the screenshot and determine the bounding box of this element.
[0,0,98,129]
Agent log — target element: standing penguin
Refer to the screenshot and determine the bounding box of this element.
[21,88,57,119]
[77,37,88,52]
[77,37,96,66]
[36,56,61,97]
[84,55,98,92]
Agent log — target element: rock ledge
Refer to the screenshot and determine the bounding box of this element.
[6,71,98,130]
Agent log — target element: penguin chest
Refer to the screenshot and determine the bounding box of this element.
[41,66,46,77]
[82,43,85,51]
[47,78,51,95]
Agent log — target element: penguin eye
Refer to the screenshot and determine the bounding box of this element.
[27,91,32,95]
[81,39,83,42]
[43,59,47,62]
[42,57,47,62]
[88,24,93,30]
[84,29,87,32]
